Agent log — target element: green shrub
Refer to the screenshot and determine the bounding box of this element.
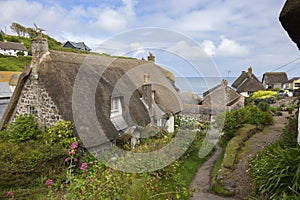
[257,101,270,112]
[0,115,42,143]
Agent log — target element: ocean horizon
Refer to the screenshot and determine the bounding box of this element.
[175,77,237,97]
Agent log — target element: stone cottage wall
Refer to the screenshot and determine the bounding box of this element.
[12,77,62,127]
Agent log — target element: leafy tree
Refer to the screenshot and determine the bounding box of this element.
[10,22,26,37]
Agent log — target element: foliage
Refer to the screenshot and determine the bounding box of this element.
[215,106,273,147]
[257,101,270,112]
[0,54,31,71]
[249,116,300,199]
[251,90,277,99]
[0,115,42,143]
[0,117,76,199]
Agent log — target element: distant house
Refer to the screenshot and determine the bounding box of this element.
[181,80,244,122]
[231,67,265,97]
[262,72,288,89]
[62,41,91,52]
[0,34,181,153]
[285,77,300,90]
[0,82,12,120]
[0,41,28,56]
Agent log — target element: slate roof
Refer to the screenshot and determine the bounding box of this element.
[262,72,288,84]
[287,77,300,83]
[202,81,241,106]
[0,82,12,98]
[62,41,91,51]
[0,41,27,51]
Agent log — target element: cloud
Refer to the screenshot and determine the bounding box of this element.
[201,35,249,57]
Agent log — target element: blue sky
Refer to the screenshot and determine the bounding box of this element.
[0,0,299,78]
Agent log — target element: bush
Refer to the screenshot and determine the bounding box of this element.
[215,106,273,147]
[257,101,270,112]
[0,115,42,143]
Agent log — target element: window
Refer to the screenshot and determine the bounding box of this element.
[110,97,122,117]
[28,105,35,115]
[295,83,300,88]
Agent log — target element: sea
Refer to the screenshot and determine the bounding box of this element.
[175,77,237,98]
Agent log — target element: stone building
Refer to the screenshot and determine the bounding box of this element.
[0,33,181,152]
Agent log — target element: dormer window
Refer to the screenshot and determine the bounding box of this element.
[110,97,122,117]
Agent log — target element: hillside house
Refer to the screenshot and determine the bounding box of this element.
[0,33,181,153]
[62,41,91,52]
[0,41,28,56]
[231,67,265,97]
[181,80,244,122]
[262,72,288,89]
[285,77,300,90]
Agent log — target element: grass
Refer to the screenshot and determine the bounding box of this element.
[0,54,31,71]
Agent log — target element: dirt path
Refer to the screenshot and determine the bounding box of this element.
[189,145,238,200]
[229,112,289,199]
[189,112,289,200]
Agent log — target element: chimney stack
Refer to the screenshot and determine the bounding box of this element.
[147,52,155,62]
[221,79,228,87]
[248,66,253,75]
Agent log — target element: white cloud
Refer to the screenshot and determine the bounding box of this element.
[201,35,249,57]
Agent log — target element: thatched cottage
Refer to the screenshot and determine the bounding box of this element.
[262,72,288,89]
[0,33,181,152]
[231,67,265,97]
[0,41,28,56]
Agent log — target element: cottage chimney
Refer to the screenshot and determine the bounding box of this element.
[31,31,49,78]
[142,74,152,109]
[221,79,228,87]
[147,52,155,62]
[248,67,253,75]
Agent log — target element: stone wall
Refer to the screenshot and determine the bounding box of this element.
[11,76,62,127]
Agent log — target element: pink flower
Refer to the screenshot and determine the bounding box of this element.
[108,168,113,173]
[64,158,70,162]
[73,157,78,162]
[45,179,53,188]
[69,141,78,150]
[7,191,13,196]
[80,162,88,171]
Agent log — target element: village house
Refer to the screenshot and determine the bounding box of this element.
[231,67,265,97]
[0,41,28,56]
[262,72,288,89]
[181,79,244,122]
[0,33,181,152]
[62,41,91,52]
[285,77,300,90]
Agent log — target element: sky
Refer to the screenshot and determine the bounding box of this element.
[0,0,299,78]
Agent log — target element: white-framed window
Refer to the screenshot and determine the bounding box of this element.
[28,105,35,115]
[110,97,122,117]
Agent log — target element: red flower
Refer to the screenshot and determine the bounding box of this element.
[45,179,53,188]
[80,162,88,171]
[7,191,13,196]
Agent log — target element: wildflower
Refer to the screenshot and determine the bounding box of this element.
[80,162,88,171]
[69,141,78,150]
[108,168,113,173]
[7,191,13,196]
[73,157,78,162]
[64,158,70,162]
[45,179,53,188]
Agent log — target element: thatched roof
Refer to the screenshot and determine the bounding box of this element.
[0,50,180,149]
[0,41,27,51]
[178,91,201,105]
[280,0,300,49]
[236,78,265,93]
[232,67,264,93]
[262,72,288,84]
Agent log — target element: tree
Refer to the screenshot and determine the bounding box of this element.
[10,22,26,37]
